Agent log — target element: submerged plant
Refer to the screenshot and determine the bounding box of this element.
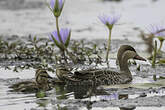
[50,28,71,50]
[98,14,120,62]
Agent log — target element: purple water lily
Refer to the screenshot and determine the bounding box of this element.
[147,24,165,52]
[50,0,63,10]
[100,93,118,100]
[50,28,70,44]
[50,0,64,17]
[147,24,165,37]
[98,14,120,29]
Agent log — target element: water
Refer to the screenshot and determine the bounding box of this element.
[83,107,165,110]
[0,0,165,109]
[0,58,165,109]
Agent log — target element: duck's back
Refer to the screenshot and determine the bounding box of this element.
[64,69,132,86]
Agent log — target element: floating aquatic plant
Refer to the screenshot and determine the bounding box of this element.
[0,34,104,72]
[48,0,65,46]
[50,0,65,48]
[98,15,120,29]
[98,14,120,62]
[147,24,165,37]
[50,28,71,50]
[46,0,78,64]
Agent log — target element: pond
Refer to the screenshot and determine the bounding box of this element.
[0,59,165,110]
[0,0,165,110]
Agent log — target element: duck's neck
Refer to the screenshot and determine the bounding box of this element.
[119,54,131,75]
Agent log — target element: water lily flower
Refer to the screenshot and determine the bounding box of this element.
[147,24,165,52]
[147,24,165,37]
[50,0,64,17]
[50,28,71,50]
[98,14,120,29]
[98,14,120,62]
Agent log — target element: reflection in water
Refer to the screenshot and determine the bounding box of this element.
[54,84,137,110]
[99,93,118,101]
[56,104,68,110]
[65,85,100,99]
[53,84,165,110]
[55,85,69,100]
[84,101,93,110]
[119,94,128,100]
[120,107,136,110]
[118,94,136,110]
[36,98,49,109]
[2,80,165,110]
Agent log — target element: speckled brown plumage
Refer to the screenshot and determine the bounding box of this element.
[9,69,52,93]
[56,45,146,86]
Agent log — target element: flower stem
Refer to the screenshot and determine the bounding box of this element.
[158,40,163,52]
[152,40,157,68]
[55,17,67,61]
[106,28,112,62]
[56,17,63,44]
[55,17,77,64]
[152,41,157,81]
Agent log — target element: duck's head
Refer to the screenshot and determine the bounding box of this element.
[55,65,71,80]
[117,45,136,61]
[119,45,146,72]
[117,45,146,64]
[35,69,52,85]
[121,50,146,62]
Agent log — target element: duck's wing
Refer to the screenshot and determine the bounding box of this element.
[95,70,132,85]
[62,69,132,86]
[73,68,101,79]
[74,69,131,85]
[62,69,107,85]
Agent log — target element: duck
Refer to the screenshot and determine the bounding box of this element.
[35,69,53,90]
[9,69,53,93]
[55,45,146,86]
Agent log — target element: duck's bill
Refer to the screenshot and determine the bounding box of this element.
[134,55,146,61]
